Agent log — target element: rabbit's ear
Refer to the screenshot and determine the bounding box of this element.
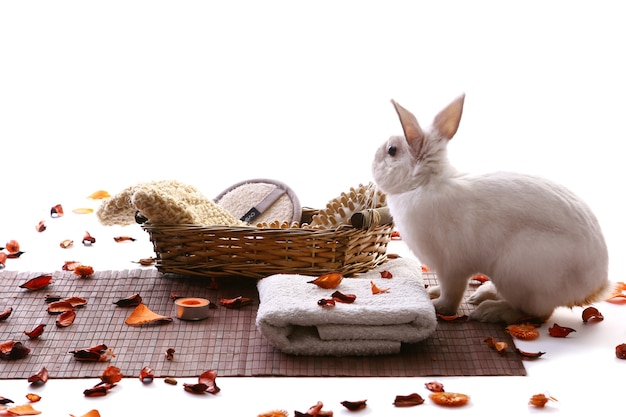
[433,94,465,139]
[391,99,424,160]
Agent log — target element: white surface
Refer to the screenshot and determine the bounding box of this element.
[1,1,625,415]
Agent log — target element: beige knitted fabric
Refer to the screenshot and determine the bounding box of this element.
[97,180,245,226]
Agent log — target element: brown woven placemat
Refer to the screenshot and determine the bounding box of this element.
[0,268,526,379]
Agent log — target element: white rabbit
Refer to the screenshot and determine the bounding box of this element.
[371,94,612,323]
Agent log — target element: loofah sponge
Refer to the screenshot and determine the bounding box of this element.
[97,180,245,227]
[215,179,301,226]
[308,182,387,229]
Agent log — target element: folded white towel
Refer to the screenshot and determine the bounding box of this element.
[256,257,437,356]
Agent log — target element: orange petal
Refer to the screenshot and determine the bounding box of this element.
[370,280,390,294]
[70,410,101,417]
[19,275,53,291]
[125,304,173,326]
[88,190,111,199]
[25,393,41,403]
[307,272,344,289]
[56,310,76,327]
[47,301,74,314]
[5,240,20,254]
[62,261,82,271]
[73,265,94,278]
[5,403,42,415]
[62,296,88,308]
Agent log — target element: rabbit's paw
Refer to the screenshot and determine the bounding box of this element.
[432,296,461,317]
[467,281,500,305]
[469,300,525,324]
[427,285,441,299]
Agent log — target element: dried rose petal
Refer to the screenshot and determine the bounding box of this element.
[100,366,123,384]
[0,307,13,321]
[113,236,136,242]
[307,272,343,289]
[258,411,288,417]
[0,340,31,360]
[62,296,87,308]
[341,400,367,411]
[125,304,173,326]
[582,306,604,323]
[82,231,96,245]
[198,369,220,394]
[47,301,74,314]
[0,397,14,405]
[317,298,336,307]
[437,314,469,322]
[72,208,94,214]
[471,273,490,283]
[74,265,94,278]
[484,336,508,353]
[7,251,24,259]
[6,403,42,415]
[0,252,7,268]
[5,240,20,254]
[113,293,142,307]
[19,275,53,291]
[616,343,626,359]
[51,204,64,217]
[27,367,49,384]
[425,381,445,392]
[83,383,115,397]
[56,310,76,327]
[548,323,576,338]
[183,382,210,394]
[35,220,47,232]
[25,393,41,402]
[140,366,154,383]
[515,348,546,360]
[69,410,101,417]
[506,323,540,340]
[430,392,470,407]
[393,393,425,407]
[370,280,390,294]
[380,270,393,279]
[219,296,252,309]
[165,348,175,360]
[88,190,110,199]
[60,239,74,249]
[62,261,81,271]
[133,257,156,266]
[69,344,115,362]
[529,393,557,408]
[331,290,357,303]
[24,324,46,339]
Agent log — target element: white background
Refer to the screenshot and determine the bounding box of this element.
[2,1,624,279]
[1,2,626,415]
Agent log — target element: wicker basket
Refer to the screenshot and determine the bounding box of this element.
[142,209,393,279]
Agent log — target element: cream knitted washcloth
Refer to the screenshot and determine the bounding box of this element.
[97,180,245,226]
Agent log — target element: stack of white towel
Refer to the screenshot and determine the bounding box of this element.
[256,257,437,356]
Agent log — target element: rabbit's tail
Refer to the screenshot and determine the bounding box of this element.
[571,280,619,307]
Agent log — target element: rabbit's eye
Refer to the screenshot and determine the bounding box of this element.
[387,145,397,157]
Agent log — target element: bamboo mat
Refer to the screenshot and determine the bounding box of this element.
[0,268,526,379]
